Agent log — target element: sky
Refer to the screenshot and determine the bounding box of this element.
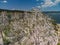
[0,0,60,11]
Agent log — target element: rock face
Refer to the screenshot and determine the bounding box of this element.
[0,32,4,45]
[0,9,58,45]
[57,24,60,43]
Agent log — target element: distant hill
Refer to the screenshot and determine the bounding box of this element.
[42,11,60,13]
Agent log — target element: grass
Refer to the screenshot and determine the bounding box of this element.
[57,43,60,45]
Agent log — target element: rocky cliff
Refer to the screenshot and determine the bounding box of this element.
[0,9,58,45]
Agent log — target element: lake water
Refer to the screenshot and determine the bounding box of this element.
[43,12,60,24]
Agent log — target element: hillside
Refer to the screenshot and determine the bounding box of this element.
[0,9,58,45]
[57,24,60,42]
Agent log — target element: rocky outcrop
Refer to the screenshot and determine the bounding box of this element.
[57,24,60,43]
[0,9,58,45]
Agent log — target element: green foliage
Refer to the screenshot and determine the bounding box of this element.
[7,14,11,23]
[57,43,60,45]
[3,38,10,45]
[51,20,58,31]
[3,26,10,36]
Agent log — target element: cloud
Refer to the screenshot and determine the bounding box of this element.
[37,0,60,8]
[0,0,7,3]
[42,0,55,7]
[55,0,60,4]
[3,0,7,3]
[36,0,39,2]
[37,6,41,8]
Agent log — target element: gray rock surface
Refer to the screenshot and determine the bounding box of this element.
[8,9,58,45]
[0,9,58,45]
